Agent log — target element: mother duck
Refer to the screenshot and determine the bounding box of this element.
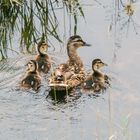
[49,35,91,90]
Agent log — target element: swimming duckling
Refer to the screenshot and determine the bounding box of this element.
[53,63,74,82]
[20,60,41,91]
[49,35,91,90]
[35,41,51,74]
[83,59,110,92]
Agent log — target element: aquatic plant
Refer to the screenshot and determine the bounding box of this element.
[0,0,84,60]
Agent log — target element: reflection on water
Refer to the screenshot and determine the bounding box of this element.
[47,86,83,103]
[0,50,140,140]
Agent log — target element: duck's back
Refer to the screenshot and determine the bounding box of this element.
[21,72,41,91]
[36,55,51,74]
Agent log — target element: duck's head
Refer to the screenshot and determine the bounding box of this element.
[92,59,107,71]
[53,64,69,82]
[26,60,38,72]
[37,41,48,55]
[67,35,91,49]
[57,64,69,72]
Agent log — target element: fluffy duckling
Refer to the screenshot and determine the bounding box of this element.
[49,35,91,90]
[35,41,51,74]
[53,63,74,82]
[83,59,110,92]
[20,60,41,91]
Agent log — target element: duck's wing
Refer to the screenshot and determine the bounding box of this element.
[85,73,93,81]
[66,71,85,88]
[20,75,33,89]
[20,73,41,91]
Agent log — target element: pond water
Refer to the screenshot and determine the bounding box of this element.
[0,1,140,140]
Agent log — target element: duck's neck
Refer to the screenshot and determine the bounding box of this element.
[38,51,49,58]
[67,44,78,59]
[67,44,83,68]
[92,67,104,76]
[39,52,45,57]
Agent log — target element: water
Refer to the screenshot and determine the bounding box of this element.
[0,0,140,140]
[0,48,140,140]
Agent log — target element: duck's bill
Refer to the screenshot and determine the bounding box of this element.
[83,42,91,46]
[103,63,108,66]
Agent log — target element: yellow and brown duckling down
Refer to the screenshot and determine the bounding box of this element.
[83,59,110,92]
[49,35,91,90]
[53,63,74,83]
[20,60,41,91]
[35,41,51,74]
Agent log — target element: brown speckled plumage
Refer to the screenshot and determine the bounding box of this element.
[35,41,51,74]
[20,60,41,91]
[49,35,90,90]
[83,59,110,92]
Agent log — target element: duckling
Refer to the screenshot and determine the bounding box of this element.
[35,41,51,74]
[83,59,110,92]
[48,63,74,91]
[20,60,41,91]
[53,63,74,82]
[49,35,91,90]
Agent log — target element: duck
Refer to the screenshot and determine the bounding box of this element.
[35,41,51,74]
[53,63,74,82]
[83,59,110,92]
[49,35,91,90]
[20,60,41,91]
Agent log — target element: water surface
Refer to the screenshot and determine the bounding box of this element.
[0,0,140,139]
